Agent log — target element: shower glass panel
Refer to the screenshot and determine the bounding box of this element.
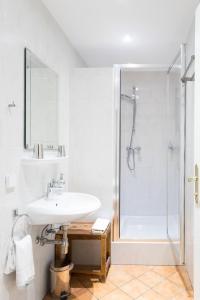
[167,51,184,260]
[119,63,185,245]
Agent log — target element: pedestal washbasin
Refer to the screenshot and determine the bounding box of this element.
[26,192,101,225]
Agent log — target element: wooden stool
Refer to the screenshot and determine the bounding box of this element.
[67,221,111,282]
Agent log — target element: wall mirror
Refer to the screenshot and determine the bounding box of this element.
[24,48,58,150]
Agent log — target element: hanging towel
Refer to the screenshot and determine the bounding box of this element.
[15,234,35,288]
[92,218,110,233]
[4,239,16,275]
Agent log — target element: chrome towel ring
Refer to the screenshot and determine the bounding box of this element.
[11,210,32,242]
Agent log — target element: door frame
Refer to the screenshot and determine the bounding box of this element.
[194,4,200,298]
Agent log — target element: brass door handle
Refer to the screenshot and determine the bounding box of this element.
[188,164,199,205]
[188,176,198,182]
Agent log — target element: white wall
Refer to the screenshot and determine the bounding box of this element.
[69,68,114,219]
[68,68,113,265]
[0,0,85,299]
[185,23,195,284]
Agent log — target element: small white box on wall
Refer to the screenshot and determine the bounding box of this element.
[5,174,16,191]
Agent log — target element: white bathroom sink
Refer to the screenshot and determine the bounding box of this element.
[26,192,101,225]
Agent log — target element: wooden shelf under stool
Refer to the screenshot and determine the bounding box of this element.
[67,221,111,282]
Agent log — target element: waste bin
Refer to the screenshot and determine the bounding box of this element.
[50,262,74,299]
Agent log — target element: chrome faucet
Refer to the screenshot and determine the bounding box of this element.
[47,182,53,197]
[47,173,65,197]
[56,173,65,188]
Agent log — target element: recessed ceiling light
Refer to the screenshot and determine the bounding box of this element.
[123,34,132,43]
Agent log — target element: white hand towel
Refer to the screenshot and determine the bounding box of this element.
[92,218,110,233]
[4,239,16,274]
[15,235,35,288]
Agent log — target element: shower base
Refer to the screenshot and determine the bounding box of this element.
[120,215,178,240]
[111,215,180,265]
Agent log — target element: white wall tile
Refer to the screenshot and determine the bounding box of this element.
[120,71,169,217]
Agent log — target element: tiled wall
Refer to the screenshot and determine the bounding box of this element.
[120,70,182,220]
[120,71,169,217]
[0,0,85,299]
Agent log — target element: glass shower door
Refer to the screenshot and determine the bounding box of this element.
[167,47,185,263]
[119,67,170,240]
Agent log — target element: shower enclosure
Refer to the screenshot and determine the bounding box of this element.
[113,46,186,264]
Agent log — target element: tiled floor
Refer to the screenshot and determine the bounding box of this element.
[45,265,193,300]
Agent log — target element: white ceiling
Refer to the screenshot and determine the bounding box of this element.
[42,0,199,67]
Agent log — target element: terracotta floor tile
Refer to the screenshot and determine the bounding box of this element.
[168,272,193,291]
[79,277,116,298]
[120,278,149,299]
[137,289,166,300]
[125,265,152,277]
[110,265,130,271]
[70,289,97,300]
[139,271,165,288]
[71,277,85,288]
[152,266,177,278]
[153,279,182,299]
[172,291,194,300]
[101,288,132,300]
[71,278,86,295]
[45,266,193,300]
[45,291,97,300]
[178,287,194,299]
[107,269,133,287]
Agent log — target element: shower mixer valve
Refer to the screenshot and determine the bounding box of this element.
[126,146,141,152]
[134,146,141,152]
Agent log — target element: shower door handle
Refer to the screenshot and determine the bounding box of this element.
[188,164,199,205]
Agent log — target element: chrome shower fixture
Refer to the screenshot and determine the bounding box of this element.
[121,86,141,172]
